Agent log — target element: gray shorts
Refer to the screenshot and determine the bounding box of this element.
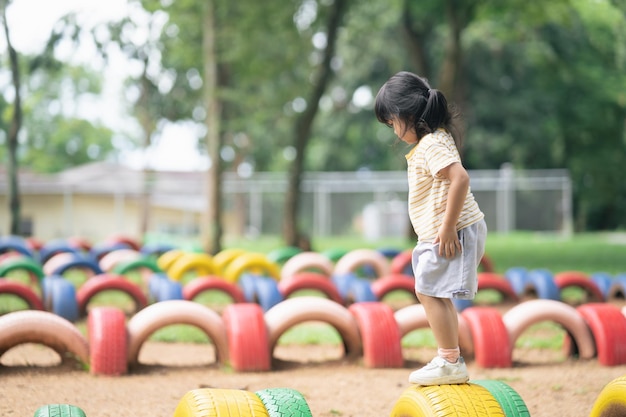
[411,219,487,300]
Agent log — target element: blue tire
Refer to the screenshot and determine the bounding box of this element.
[505,267,530,296]
[527,269,560,300]
[51,278,78,322]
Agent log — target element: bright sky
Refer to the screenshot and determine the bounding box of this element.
[2,0,209,171]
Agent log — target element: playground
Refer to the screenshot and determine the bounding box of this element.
[1,236,626,416]
[1,340,626,417]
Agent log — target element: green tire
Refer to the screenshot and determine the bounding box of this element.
[472,380,530,417]
[34,404,87,417]
[255,388,313,417]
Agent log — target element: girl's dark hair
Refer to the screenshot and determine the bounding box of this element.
[374,71,462,149]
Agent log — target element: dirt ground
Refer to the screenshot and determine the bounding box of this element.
[1,340,625,417]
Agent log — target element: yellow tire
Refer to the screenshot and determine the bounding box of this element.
[213,248,247,274]
[168,253,216,281]
[590,375,626,417]
[391,384,505,417]
[174,388,269,417]
[223,253,280,283]
[157,249,185,271]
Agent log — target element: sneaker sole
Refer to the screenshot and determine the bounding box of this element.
[408,375,469,386]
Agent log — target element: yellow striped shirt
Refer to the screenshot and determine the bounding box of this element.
[405,129,484,242]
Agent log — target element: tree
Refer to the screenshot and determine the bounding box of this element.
[1,0,22,235]
[283,0,350,247]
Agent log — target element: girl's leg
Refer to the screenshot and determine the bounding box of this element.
[416,292,459,352]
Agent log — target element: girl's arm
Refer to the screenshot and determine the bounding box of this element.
[434,162,469,258]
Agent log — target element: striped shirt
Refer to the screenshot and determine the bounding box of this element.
[405,128,484,242]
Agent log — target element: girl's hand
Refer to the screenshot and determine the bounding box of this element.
[434,224,461,258]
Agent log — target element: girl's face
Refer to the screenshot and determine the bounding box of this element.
[390,118,418,145]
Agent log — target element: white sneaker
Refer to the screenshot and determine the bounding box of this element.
[408,356,469,385]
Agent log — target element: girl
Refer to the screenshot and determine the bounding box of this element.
[375,71,487,385]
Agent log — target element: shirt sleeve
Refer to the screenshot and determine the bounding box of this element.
[423,141,460,178]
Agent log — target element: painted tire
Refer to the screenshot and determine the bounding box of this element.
[43,252,76,276]
[156,279,184,301]
[89,242,132,263]
[554,271,604,302]
[280,251,334,282]
[157,249,186,272]
[76,274,147,317]
[0,235,34,258]
[88,307,127,375]
[502,299,596,360]
[148,273,170,302]
[589,375,626,417]
[168,253,216,281]
[389,249,413,276]
[472,380,530,417]
[348,302,403,368]
[0,280,43,310]
[479,254,495,273]
[394,304,474,358]
[0,310,89,365]
[607,274,626,300]
[266,246,302,264]
[213,248,247,274]
[239,274,260,303]
[334,248,390,279]
[98,249,141,273]
[278,272,343,304]
[526,269,560,300]
[264,296,362,359]
[477,273,519,304]
[576,303,626,366]
[504,267,530,297]
[113,257,162,276]
[462,307,512,368]
[174,388,269,417]
[38,240,80,265]
[50,278,79,322]
[139,242,177,258]
[590,272,613,299]
[222,303,271,371]
[370,274,416,301]
[345,278,377,303]
[331,273,358,300]
[255,277,285,311]
[390,384,505,417]
[183,276,246,304]
[0,256,45,286]
[34,404,87,417]
[51,254,103,278]
[321,248,348,263]
[223,253,281,283]
[255,388,313,417]
[126,299,229,367]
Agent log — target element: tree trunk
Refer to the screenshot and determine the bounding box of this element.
[202,0,223,254]
[283,0,349,247]
[137,57,155,240]
[2,3,23,235]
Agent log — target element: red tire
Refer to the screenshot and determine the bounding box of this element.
[389,250,413,275]
[183,276,246,303]
[477,273,519,303]
[370,274,416,301]
[348,302,403,368]
[502,299,595,360]
[278,272,343,304]
[88,307,127,375]
[0,280,43,310]
[479,254,495,273]
[0,310,89,366]
[461,306,512,368]
[76,274,148,317]
[222,303,271,371]
[576,303,626,366]
[393,304,474,358]
[554,271,605,303]
[126,300,229,367]
[264,296,362,359]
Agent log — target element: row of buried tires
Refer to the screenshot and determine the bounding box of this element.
[1,293,626,376]
[27,375,626,417]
